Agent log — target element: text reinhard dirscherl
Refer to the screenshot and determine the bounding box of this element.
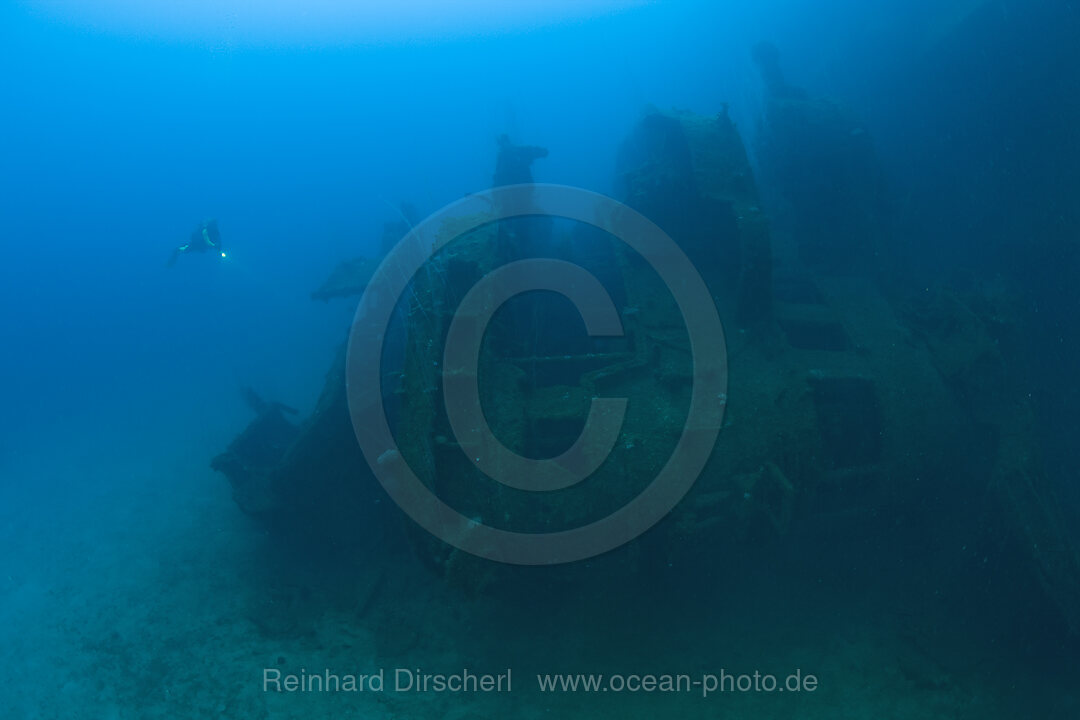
[262,668,819,698]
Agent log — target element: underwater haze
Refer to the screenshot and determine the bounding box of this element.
[1,0,1079,718]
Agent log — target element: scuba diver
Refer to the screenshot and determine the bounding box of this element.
[167,219,224,267]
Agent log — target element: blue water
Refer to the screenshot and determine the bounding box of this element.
[2,1,1078,717]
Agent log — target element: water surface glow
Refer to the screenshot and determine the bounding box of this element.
[21,0,655,44]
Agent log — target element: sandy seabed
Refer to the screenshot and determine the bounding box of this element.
[1,416,1077,720]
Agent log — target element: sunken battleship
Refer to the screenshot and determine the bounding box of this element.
[213,69,1080,634]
